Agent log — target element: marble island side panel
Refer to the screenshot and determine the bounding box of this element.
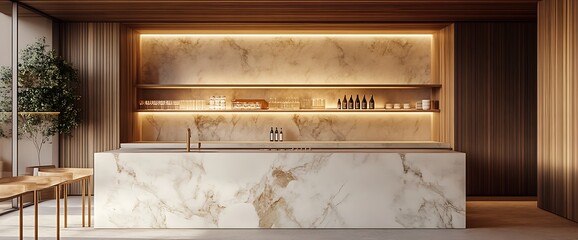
[94,151,465,228]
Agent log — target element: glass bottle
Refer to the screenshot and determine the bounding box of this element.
[348,95,354,109]
[369,95,375,109]
[279,128,284,142]
[270,127,274,142]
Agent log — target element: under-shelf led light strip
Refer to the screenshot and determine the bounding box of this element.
[140,34,433,38]
[137,111,434,116]
[137,84,440,89]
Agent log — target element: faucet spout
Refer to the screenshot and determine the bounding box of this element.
[186,128,191,152]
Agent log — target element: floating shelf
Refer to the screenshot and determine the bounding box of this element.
[136,84,442,89]
[0,112,60,115]
[136,109,439,113]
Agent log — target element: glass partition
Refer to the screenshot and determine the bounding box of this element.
[16,6,57,176]
[0,3,56,213]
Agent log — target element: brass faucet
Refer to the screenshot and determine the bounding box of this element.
[186,128,191,152]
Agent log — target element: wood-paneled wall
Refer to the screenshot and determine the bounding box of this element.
[434,24,455,148]
[119,25,137,143]
[454,22,537,196]
[58,23,120,194]
[537,0,578,222]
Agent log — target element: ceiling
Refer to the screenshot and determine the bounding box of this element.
[2,0,537,22]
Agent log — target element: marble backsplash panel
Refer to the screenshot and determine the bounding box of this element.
[140,35,432,84]
[138,113,432,141]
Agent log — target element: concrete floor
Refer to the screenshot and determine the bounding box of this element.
[0,198,577,240]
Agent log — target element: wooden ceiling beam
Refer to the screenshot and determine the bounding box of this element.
[15,0,538,22]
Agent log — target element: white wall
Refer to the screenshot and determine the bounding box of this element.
[0,12,11,68]
[0,11,57,177]
[0,12,12,178]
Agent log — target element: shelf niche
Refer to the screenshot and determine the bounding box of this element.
[136,85,440,112]
[127,32,450,144]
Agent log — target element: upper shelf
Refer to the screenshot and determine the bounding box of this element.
[0,112,60,115]
[135,84,442,89]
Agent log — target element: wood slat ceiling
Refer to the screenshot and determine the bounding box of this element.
[2,0,537,22]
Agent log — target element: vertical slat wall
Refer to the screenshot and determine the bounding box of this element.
[58,23,120,195]
[455,22,537,196]
[538,0,578,222]
[437,24,455,148]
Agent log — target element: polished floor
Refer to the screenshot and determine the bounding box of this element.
[0,198,577,240]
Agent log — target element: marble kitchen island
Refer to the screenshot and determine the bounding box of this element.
[94,143,465,228]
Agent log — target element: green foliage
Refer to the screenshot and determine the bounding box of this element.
[0,38,80,164]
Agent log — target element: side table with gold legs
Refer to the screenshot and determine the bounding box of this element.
[0,176,67,240]
[0,181,36,240]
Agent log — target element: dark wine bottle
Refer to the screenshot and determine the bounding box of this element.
[355,95,360,109]
[369,95,375,109]
[348,95,354,109]
[337,99,342,109]
[275,128,279,142]
[362,95,367,109]
[343,95,348,109]
[270,127,274,142]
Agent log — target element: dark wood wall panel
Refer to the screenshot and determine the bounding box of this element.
[58,23,120,195]
[455,22,537,196]
[119,25,137,143]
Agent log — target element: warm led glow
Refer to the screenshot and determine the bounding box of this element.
[137,84,440,89]
[140,34,433,38]
[137,111,434,116]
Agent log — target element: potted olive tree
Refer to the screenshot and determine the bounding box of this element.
[0,38,80,166]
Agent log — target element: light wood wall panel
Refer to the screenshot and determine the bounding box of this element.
[58,23,120,194]
[537,0,578,222]
[434,24,455,148]
[455,22,537,196]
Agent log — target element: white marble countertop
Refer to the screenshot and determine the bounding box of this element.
[107,148,458,154]
[119,140,452,151]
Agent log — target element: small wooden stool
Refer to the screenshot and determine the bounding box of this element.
[38,168,94,227]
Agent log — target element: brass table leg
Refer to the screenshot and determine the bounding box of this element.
[81,178,85,227]
[34,190,38,240]
[56,186,60,240]
[88,176,92,227]
[19,196,23,240]
[64,183,68,228]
